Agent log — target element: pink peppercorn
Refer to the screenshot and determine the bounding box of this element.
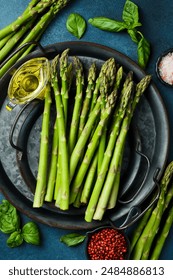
[87,227,129,260]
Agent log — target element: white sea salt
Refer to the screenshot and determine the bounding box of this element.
[158,52,173,85]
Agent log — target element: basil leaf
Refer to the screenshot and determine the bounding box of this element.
[88,17,127,32]
[7,230,23,248]
[22,222,40,245]
[66,13,86,39]
[0,200,20,234]
[137,32,151,69]
[122,0,141,28]
[60,233,86,247]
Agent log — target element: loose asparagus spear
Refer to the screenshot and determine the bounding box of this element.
[33,84,52,207]
[68,56,84,154]
[0,33,14,50]
[0,7,52,77]
[150,203,173,260]
[131,161,173,260]
[141,168,173,260]
[130,204,154,252]
[0,19,36,63]
[84,80,134,222]
[0,0,56,40]
[0,0,40,49]
[0,0,72,78]
[51,55,69,210]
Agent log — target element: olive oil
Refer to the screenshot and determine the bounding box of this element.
[7,57,50,110]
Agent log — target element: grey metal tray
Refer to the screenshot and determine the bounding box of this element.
[0,41,170,229]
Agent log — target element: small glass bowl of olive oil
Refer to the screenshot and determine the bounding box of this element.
[6,57,50,111]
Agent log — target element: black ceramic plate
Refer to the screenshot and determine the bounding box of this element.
[0,41,170,229]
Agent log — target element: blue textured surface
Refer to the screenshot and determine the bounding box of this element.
[0,0,173,260]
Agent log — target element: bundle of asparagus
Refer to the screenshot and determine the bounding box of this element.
[33,48,151,222]
[130,161,173,260]
[0,0,72,78]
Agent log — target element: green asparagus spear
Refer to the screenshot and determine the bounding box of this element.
[113,65,123,90]
[89,58,115,112]
[46,50,72,203]
[106,66,125,209]
[80,152,98,204]
[68,56,84,154]
[78,63,97,136]
[44,118,59,202]
[0,19,36,63]
[0,0,56,40]
[130,204,154,252]
[51,55,69,210]
[141,168,173,260]
[59,48,72,125]
[150,203,173,260]
[33,84,52,207]
[54,148,62,205]
[97,75,109,173]
[0,33,14,50]
[106,148,123,209]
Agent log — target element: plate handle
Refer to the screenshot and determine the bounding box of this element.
[118,142,151,204]
[9,99,43,152]
[109,169,161,230]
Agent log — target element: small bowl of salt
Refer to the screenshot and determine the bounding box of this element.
[156,48,173,87]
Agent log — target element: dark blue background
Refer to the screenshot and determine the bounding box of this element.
[0,0,173,260]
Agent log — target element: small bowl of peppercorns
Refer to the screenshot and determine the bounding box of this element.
[86,226,130,260]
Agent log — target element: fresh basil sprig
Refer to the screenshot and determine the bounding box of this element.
[66,13,86,39]
[0,200,40,248]
[7,230,23,248]
[122,0,141,28]
[0,200,20,234]
[60,233,86,247]
[22,222,40,245]
[88,0,150,69]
